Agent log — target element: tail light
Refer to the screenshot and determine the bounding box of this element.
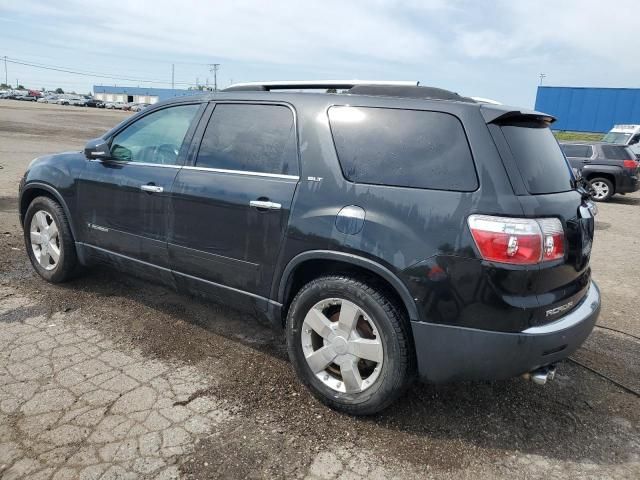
[468,215,564,265]
[623,159,639,170]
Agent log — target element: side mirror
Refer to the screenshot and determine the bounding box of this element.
[84,137,111,160]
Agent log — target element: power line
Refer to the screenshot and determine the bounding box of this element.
[1,55,194,87]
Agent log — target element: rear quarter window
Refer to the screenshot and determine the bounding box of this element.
[501,122,573,194]
[328,106,478,191]
[601,145,633,160]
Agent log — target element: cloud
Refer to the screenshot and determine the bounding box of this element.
[1,0,638,105]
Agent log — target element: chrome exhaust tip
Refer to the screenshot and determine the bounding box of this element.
[522,366,556,385]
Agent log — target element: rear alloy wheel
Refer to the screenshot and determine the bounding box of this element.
[589,178,614,201]
[286,276,413,415]
[301,297,384,394]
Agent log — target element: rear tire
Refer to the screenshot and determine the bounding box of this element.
[286,276,413,415]
[589,177,614,202]
[23,196,79,283]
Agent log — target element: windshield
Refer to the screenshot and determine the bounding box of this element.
[602,132,632,144]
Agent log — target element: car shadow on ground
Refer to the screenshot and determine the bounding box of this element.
[7,259,639,470]
[607,195,640,206]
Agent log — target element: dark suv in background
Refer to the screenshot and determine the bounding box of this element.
[560,142,639,201]
[19,81,600,415]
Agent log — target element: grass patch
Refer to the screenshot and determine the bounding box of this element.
[553,131,603,142]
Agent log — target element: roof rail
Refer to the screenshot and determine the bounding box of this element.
[224,80,420,91]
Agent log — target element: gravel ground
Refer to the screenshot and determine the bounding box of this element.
[0,101,638,479]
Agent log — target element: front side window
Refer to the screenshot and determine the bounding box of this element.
[328,106,478,191]
[196,104,298,175]
[110,104,200,165]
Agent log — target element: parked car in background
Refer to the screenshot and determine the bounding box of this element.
[85,98,104,108]
[560,142,639,201]
[70,96,90,107]
[602,125,640,159]
[37,95,58,103]
[129,103,149,112]
[105,101,126,110]
[18,81,600,415]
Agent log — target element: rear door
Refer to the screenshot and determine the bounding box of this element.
[490,117,595,326]
[560,143,594,170]
[169,102,299,303]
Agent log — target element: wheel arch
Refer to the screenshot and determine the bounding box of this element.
[20,183,77,240]
[583,171,616,191]
[276,251,419,327]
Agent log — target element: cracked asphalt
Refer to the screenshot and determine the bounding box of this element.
[0,101,639,479]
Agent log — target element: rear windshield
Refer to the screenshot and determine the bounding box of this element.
[501,122,573,194]
[601,145,633,160]
[328,106,478,191]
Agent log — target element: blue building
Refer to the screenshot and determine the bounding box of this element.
[92,85,203,104]
[535,86,640,133]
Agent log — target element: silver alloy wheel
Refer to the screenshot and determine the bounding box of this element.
[29,210,60,271]
[591,181,610,200]
[301,298,384,394]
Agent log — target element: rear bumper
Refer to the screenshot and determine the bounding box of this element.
[616,174,638,194]
[411,281,600,383]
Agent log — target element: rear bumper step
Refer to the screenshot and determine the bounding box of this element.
[411,281,600,383]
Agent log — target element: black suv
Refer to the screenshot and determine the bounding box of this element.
[19,81,600,415]
[560,142,639,201]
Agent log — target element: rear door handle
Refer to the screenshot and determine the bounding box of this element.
[140,185,163,193]
[250,200,281,210]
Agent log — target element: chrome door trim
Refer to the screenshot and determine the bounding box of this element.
[181,165,299,180]
[140,185,164,193]
[249,200,282,210]
[89,159,182,169]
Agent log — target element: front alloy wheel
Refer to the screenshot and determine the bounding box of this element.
[29,210,61,270]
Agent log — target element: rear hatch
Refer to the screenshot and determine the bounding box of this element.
[485,108,595,327]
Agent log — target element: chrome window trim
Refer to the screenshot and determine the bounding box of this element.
[182,165,299,180]
[89,159,182,169]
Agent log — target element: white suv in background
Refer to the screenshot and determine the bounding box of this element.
[603,125,640,158]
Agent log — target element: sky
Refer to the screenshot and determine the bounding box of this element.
[0,0,637,107]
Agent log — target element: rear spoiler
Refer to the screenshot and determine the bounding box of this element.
[480,104,555,125]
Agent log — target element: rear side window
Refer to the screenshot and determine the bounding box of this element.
[328,107,477,191]
[196,104,298,175]
[501,122,572,194]
[601,145,633,160]
[561,144,593,158]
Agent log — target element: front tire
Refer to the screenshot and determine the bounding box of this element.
[24,196,78,283]
[286,276,413,415]
[589,177,614,202]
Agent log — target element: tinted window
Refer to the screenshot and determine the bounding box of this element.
[110,104,199,165]
[561,144,593,158]
[328,107,477,191]
[196,104,297,175]
[501,122,572,194]
[601,145,633,160]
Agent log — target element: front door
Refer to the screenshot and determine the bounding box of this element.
[77,103,202,270]
[169,102,299,304]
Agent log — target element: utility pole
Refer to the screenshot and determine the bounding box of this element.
[539,73,546,85]
[3,56,7,87]
[171,64,175,90]
[208,63,220,92]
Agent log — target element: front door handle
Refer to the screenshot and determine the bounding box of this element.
[249,200,281,210]
[141,185,163,193]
